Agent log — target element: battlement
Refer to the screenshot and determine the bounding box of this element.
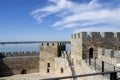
[89,32,101,39]
[114,32,120,38]
[71,32,120,40]
[72,32,87,39]
[40,42,66,46]
[0,51,39,57]
[102,32,114,38]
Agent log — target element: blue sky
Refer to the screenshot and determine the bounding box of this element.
[0,0,120,41]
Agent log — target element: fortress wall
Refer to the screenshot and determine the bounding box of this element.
[40,42,66,57]
[39,42,66,75]
[72,32,120,43]
[71,32,100,60]
[72,32,115,43]
[102,32,114,39]
[71,32,120,76]
[89,32,101,44]
[102,32,115,49]
[39,57,55,75]
[40,42,58,47]
[114,32,120,50]
[89,32,101,39]
[71,32,120,60]
[71,32,87,75]
[4,56,39,74]
[98,48,118,66]
[55,57,72,78]
[114,32,120,38]
[0,51,39,77]
[40,42,66,46]
[98,48,120,67]
[40,43,58,58]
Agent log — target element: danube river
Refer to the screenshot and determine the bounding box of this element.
[0,44,70,52]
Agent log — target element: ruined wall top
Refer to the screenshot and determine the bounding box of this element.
[71,32,120,40]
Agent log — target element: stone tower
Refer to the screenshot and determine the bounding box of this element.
[39,42,66,74]
[71,32,120,75]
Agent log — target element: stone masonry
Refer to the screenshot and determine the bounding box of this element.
[1,32,120,80]
[71,32,120,80]
[0,51,39,77]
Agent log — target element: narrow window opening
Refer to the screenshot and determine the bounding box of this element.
[61,68,64,73]
[47,69,50,73]
[47,63,50,67]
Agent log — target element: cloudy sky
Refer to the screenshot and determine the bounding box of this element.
[0,0,120,41]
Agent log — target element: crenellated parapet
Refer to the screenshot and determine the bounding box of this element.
[0,51,39,57]
[39,42,66,74]
[71,32,88,39]
[71,32,120,40]
[40,42,66,57]
[71,32,120,61]
[71,32,120,48]
[114,32,120,41]
[114,32,120,37]
[40,42,57,46]
[102,32,114,38]
[40,42,66,46]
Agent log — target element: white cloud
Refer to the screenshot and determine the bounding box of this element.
[31,0,120,32]
[31,0,73,23]
[64,23,79,28]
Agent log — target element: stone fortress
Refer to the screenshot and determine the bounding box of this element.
[1,32,120,80]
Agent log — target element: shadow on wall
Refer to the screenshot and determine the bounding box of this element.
[0,53,14,77]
